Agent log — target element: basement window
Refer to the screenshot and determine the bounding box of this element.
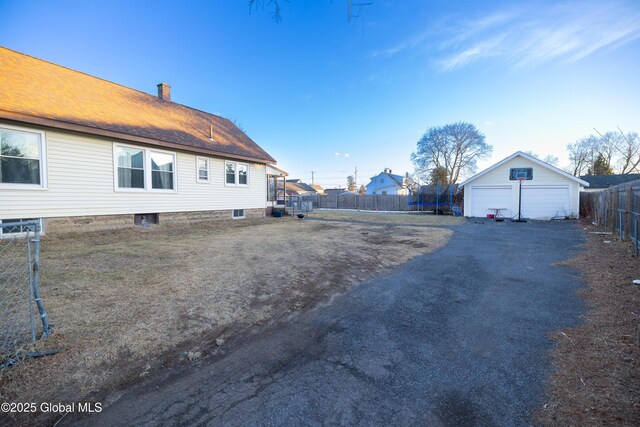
[0,218,42,236]
[232,209,245,219]
[134,213,159,226]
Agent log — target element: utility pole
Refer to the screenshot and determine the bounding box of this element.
[311,171,315,185]
[354,166,358,188]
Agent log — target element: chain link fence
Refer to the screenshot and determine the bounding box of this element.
[0,220,51,363]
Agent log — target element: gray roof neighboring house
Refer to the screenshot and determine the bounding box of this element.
[324,188,348,195]
[580,174,640,190]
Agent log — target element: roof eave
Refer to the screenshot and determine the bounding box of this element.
[0,110,276,164]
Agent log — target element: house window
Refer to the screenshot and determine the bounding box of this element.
[114,144,176,191]
[151,151,174,190]
[238,164,248,185]
[0,126,45,187]
[116,146,145,189]
[197,157,209,182]
[225,161,249,186]
[0,218,42,236]
[233,209,245,219]
[226,162,236,184]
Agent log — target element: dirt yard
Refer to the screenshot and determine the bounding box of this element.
[538,222,640,425]
[0,212,455,425]
[308,209,464,226]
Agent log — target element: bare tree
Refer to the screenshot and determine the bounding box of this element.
[592,130,620,170]
[616,129,640,174]
[523,151,559,167]
[411,122,492,185]
[571,128,640,175]
[567,136,598,176]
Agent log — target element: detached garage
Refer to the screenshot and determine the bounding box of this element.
[460,151,589,220]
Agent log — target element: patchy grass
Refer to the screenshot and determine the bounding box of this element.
[308,209,464,226]
[0,215,452,425]
[538,223,640,425]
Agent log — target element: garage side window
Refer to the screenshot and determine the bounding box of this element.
[0,126,44,186]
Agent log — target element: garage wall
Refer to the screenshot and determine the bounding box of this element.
[463,156,581,219]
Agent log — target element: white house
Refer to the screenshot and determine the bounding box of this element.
[365,169,413,195]
[459,151,589,220]
[0,47,281,235]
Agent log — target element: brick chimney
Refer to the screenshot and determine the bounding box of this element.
[157,83,171,102]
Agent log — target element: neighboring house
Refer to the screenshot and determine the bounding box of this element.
[0,47,281,235]
[580,174,640,192]
[365,168,414,195]
[459,151,589,220]
[283,179,317,196]
[310,184,324,194]
[324,188,347,196]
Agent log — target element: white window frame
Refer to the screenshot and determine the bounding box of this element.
[232,209,246,219]
[224,160,249,187]
[0,218,43,238]
[196,156,210,183]
[113,143,177,193]
[0,123,48,190]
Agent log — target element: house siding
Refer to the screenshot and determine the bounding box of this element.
[365,173,408,195]
[0,125,267,220]
[463,156,581,219]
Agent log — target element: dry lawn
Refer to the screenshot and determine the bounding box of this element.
[0,213,453,425]
[538,223,640,425]
[308,209,464,226]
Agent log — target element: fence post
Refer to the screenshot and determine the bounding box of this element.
[611,189,617,232]
[625,184,631,241]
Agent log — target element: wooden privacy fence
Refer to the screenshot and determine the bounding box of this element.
[580,179,640,256]
[302,194,415,211]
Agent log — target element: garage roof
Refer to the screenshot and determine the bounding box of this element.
[459,151,590,187]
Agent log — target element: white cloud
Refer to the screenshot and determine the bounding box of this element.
[379,1,640,71]
[344,153,351,158]
[334,152,341,157]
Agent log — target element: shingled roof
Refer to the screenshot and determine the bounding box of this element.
[0,47,276,163]
[580,174,640,189]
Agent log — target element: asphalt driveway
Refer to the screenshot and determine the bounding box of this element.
[72,219,586,426]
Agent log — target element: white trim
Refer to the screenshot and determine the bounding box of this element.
[113,143,177,193]
[459,151,590,187]
[224,160,250,188]
[196,156,210,183]
[0,123,48,190]
[149,149,178,192]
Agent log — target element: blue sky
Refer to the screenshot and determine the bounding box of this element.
[1,0,639,188]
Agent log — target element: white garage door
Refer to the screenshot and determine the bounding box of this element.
[470,186,513,218]
[521,186,570,219]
